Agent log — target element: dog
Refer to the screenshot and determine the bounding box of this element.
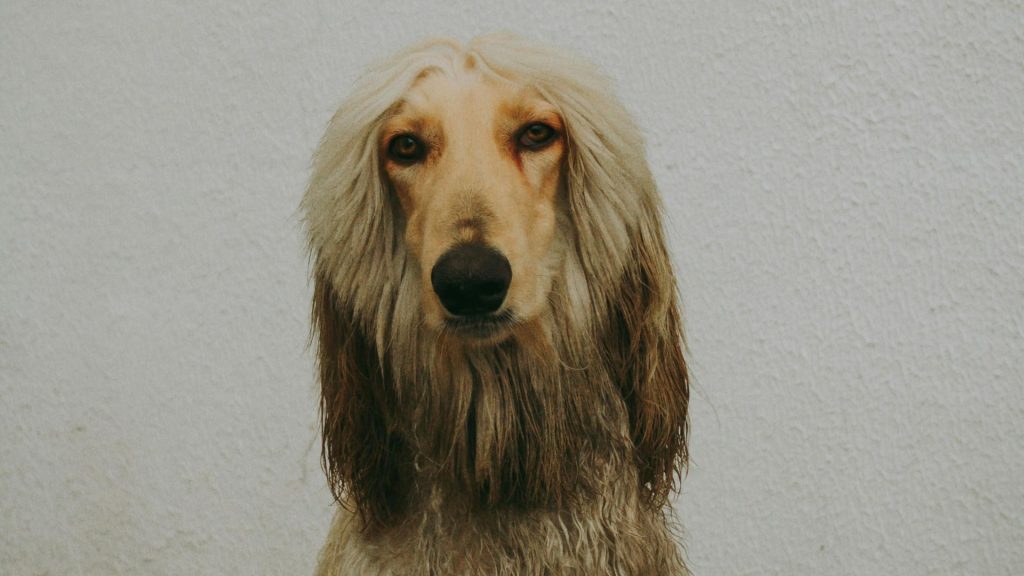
[302,34,690,575]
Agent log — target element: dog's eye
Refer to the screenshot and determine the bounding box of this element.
[387,134,426,163]
[517,123,557,150]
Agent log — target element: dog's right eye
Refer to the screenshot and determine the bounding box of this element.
[387,134,426,164]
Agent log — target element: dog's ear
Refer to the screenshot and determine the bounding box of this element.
[609,205,689,507]
[313,270,407,530]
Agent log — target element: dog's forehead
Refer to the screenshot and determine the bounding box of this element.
[396,69,549,123]
[402,71,502,114]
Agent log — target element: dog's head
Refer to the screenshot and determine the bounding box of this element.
[380,63,566,343]
[304,35,652,347]
[304,35,688,529]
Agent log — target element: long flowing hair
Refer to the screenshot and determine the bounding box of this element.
[303,34,688,532]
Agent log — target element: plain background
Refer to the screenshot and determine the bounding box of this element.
[2,1,1022,574]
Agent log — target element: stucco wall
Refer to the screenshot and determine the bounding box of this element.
[2,2,1022,574]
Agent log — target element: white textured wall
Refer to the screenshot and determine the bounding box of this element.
[2,2,1022,574]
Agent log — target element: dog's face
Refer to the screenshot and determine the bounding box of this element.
[380,67,565,343]
[307,37,690,530]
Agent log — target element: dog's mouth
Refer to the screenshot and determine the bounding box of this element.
[443,309,517,342]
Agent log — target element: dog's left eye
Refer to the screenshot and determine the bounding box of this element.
[517,123,557,149]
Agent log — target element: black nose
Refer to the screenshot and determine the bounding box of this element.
[430,244,511,316]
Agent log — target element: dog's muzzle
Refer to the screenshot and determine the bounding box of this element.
[430,243,511,316]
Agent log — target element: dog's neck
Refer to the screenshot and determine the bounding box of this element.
[386,318,632,515]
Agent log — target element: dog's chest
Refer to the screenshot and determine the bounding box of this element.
[319,492,687,576]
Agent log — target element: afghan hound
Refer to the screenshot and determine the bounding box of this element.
[302,34,690,575]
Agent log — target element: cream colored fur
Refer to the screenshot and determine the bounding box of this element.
[303,34,690,576]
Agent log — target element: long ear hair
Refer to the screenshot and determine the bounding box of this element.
[580,124,690,507]
[470,34,690,505]
[303,40,466,530]
[311,271,408,529]
[610,204,690,506]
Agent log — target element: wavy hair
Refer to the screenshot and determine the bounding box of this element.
[303,33,689,574]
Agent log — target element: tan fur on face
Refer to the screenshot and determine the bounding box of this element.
[303,34,691,576]
[382,70,564,334]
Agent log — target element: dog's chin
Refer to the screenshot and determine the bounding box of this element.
[442,310,517,346]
